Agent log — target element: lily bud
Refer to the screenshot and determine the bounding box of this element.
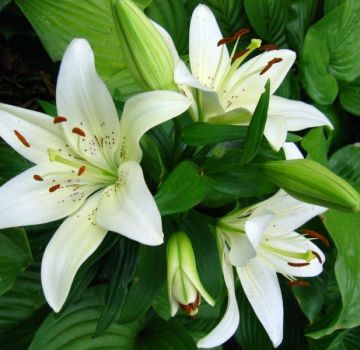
[167,231,215,316]
[261,159,360,212]
[112,0,176,91]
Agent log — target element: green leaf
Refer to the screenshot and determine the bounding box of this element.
[301,0,360,104]
[0,228,32,296]
[309,327,360,350]
[286,0,320,53]
[29,287,195,350]
[0,0,11,11]
[324,0,347,14]
[339,78,360,116]
[118,244,166,323]
[182,123,247,146]
[308,210,360,338]
[36,99,57,117]
[0,264,48,350]
[146,0,189,55]
[301,127,329,166]
[155,161,207,215]
[95,238,138,335]
[275,71,300,100]
[244,0,291,46]
[241,80,270,164]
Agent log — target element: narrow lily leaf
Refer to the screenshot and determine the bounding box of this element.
[155,161,207,215]
[36,100,57,117]
[0,228,32,296]
[118,244,166,323]
[241,80,270,164]
[95,238,139,336]
[301,0,360,104]
[182,123,247,146]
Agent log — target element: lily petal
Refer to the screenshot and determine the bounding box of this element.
[198,244,239,348]
[260,231,325,277]
[264,115,288,151]
[283,142,304,160]
[269,95,333,131]
[237,260,283,347]
[0,103,73,164]
[224,50,296,112]
[0,163,101,229]
[119,91,190,163]
[96,161,163,246]
[41,191,107,312]
[190,5,230,89]
[56,38,120,170]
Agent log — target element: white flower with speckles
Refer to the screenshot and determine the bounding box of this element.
[155,5,332,151]
[0,38,190,312]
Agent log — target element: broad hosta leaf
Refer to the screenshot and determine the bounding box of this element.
[275,72,300,100]
[0,228,32,296]
[244,0,291,46]
[155,161,207,215]
[286,0,320,52]
[184,0,248,38]
[339,79,360,116]
[29,287,196,350]
[0,264,48,350]
[301,0,360,104]
[146,0,189,55]
[0,0,11,11]
[301,127,329,166]
[309,327,360,350]
[324,0,347,14]
[241,80,270,164]
[118,244,166,323]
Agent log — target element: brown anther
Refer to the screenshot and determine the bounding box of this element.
[259,44,279,51]
[217,37,236,46]
[288,262,310,267]
[49,184,61,193]
[312,251,323,264]
[72,127,86,137]
[78,165,86,176]
[33,174,44,181]
[232,49,250,62]
[288,280,310,287]
[260,57,283,75]
[179,293,201,316]
[53,116,68,124]
[303,229,330,247]
[233,28,250,39]
[14,130,30,147]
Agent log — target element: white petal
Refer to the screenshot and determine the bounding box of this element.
[261,191,327,235]
[0,163,101,229]
[198,245,239,348]
[174,61,209,90]
[41,191,107,312]
[283,142,304,160]
[0,103,72,164]
[237,260,283,347]
[56,39,120,170]
[261,231,325,277]
[246,210,275,250]
[190,5,230,89]
[264,115,288,151]
[151,20,180,64]
[269,95,333,131]
[96,162,163,245]
[119,91,190,163]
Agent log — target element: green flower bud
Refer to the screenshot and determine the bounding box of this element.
[261,159,360,212]
[167,231,215,316]
[112,0,176,91]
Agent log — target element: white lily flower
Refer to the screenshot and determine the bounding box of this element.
[211,192,327,348]
[0,38,190,312]
[155,4,333,151]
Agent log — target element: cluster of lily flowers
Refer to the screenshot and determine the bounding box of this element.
[0,2,339,348]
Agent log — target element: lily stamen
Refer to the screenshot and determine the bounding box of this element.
[33,174,44,181]
[72,127,86,137]
[260,57,283,75]
[217,28,250,46]
[259,44,279,51]
[312,250,323,263]
[49,184,61,193]
[53,116,68,124]
[287,280,310,287]
[14,130,30,147]
[180,293,201,316]
[78,165,86,176]
[288,262,310,267]
[232,49,250,62]
[303,229,330,247]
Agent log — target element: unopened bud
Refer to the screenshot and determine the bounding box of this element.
[112,0,176,91]
[167,231,215,316]
[261,159,360,212]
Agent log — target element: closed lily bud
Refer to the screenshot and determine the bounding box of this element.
[112,0,176,91]
[167,231,215,316]
[261,159,360,212]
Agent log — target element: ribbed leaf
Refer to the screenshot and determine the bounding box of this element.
[339,79,360,116]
